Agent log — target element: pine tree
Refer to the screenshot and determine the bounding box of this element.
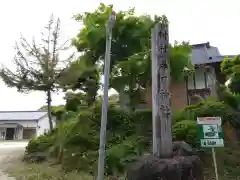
[0,15,74,131]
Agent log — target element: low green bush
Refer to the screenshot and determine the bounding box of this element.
[184,100,235,124]
[51,105,66,122]
[26,132,55,153]
[105,135,150,174]
[28,100,238,174]
[26,106,198,173]
[172,120,198,147]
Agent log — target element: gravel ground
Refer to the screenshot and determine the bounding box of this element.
[0,141,27,180]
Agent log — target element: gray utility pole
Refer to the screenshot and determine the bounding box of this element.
[151,23,172,157]
[97,11,116,180]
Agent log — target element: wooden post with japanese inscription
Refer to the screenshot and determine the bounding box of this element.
[151,23,172,157]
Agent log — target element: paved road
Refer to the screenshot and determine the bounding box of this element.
[0,141,27,180]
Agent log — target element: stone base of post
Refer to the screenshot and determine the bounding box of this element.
[126,141,204,180]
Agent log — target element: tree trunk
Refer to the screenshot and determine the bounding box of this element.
[119,89,130,112]
[47,90,53,131]
[57,145,64,163]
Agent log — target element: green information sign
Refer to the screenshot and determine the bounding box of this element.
[197,117,224,148]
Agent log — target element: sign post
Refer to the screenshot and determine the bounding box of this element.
[151,22,172,157]
[197,117,224,180]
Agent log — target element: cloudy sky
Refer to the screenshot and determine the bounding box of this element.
[0,0,239,110]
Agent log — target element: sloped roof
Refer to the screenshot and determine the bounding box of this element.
[189,42,240,65]
[207,55,236,64]
[191,42,223,65]
[0,111,48,121]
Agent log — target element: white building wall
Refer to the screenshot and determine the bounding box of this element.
[18,128,23,140]
[188,67,216,90]
[0,115,56,138]
[0,128,5,140]
[36,115,56,137]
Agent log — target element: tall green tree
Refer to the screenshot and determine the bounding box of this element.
[72,3,193,110]
[0,15,74,131]
[64,91,90,112]
[59,58,100,106]
[110,41,192,110]
[72,3,158,110]
[221,55,240,93]
[72,3,157,67]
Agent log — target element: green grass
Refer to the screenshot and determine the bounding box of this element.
[6,147,240,180]
[5,159,94,180]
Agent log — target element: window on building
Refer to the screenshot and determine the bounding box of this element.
[187,74,194,90]
[187,67,214,90]
[206,71,215,88]
[195,68,206,89]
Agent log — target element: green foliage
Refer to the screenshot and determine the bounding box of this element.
[0,15,75,131]
[183,98,240,128]
[60,60,100,106]
[217,147,240,178]
[110,42,192,110]
[64,92,90,112]
[110,53,150,110]
[27,93,240,175]
[72,3,193,110]
[39,105,67,122]
[105,136,149,174]
[220,56,234,76]
[221,55,240,93]
[72,3,157,66]
[170,41,194,82]
[172,120,198,147]
[228,73,240,94]
[26,106,152,174]
[0,15,73,93]
[29,97,240,176]
[108,94,119,105]
[172,109,195,123]
[51,106,66,121]
[26,132,56,153]
[27,104,209,174]
[218,85,240,109]
[184,100,235,124]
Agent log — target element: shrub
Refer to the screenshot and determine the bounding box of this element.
[61,147,98,173]
[172,109,195,123]
[131,109,152,134]
[51,105,66,122]
[26,132,55,153]
[184,100,235,124]
[61,111,78,122]
[30,103,233,174]
[105,136,150,174]
[172,120,198,147]
[57,107,152,173]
